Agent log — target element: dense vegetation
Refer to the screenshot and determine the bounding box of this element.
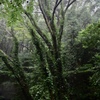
[0,0,100,100]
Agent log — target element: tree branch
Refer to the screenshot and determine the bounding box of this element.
[58,0,76,46]
[52,0,62,21]
[38,0,53,34]
[38,0,58,57]
[64,0,76,14]
[24,10,52,50]
[29,27,55,99]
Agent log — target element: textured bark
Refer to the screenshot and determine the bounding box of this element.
[30,28,55,100]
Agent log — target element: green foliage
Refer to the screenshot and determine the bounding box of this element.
[75,21,100,99]
[0,0,34,25]
[0,0,100,100]
[76,21,100,49]
[76,21,100,68]
[2,0,23,24]
[27,0,34,13]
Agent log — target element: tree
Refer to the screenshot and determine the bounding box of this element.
[76,21,100,70]
[75,21,100,99]
[0,0,77,100]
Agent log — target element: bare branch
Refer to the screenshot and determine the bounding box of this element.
[38,0,53,34]
[38,0,58,54]
[58,0,76,46]
[64,0,76,14]
[52,0,62,21]
[58,3,65,46]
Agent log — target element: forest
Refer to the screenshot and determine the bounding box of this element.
[0,0,100,100]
